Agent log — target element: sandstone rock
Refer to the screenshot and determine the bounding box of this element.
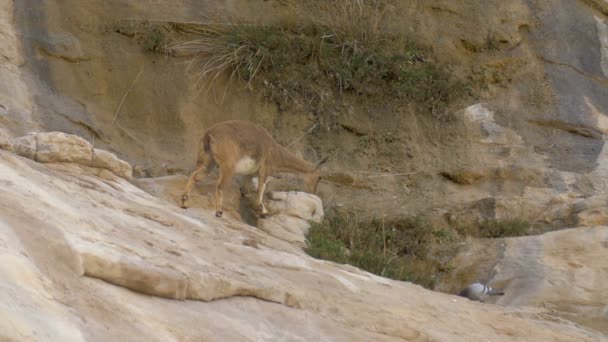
[441,169,488,185]
[463,103,523,145]
[258,191,324,247]
[9,131,133,180]
[0,127,12,151]
[36,32,88,62]
[494,227,608,334]
[91,148,133,180]
[576,207,608,226]
[35,131,93,164]
[134,174,241,219]
[570,195,608,226]
[0,151,602,341]
[257,214,310,247]
[3,0,608,339]
[441,226,608,335]
[80,248,189,300]
[265,191,324,223]
[11,133,36,159]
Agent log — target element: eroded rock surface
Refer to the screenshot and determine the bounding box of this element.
[11,131,132,179]
[492,227,608,334]
[1,0,608,340]
[0,149,604,341]
[257,191,324,248]
[439,226,608,335]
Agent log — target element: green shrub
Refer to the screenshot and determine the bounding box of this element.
[306,212,529,288]
[305,213,455,289]
[478,218,530,238]
[143,26,169,53]
[454,218,530,238]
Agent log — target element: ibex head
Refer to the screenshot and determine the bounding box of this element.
[304,171,321,194]
[305,156,328,194]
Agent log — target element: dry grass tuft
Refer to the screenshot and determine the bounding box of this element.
[170,21,273,99]
[169,0,468,118]
[306,0,388,49]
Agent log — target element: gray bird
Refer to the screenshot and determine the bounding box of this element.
[458,283,504,302]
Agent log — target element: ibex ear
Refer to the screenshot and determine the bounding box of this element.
[315,156,329,170]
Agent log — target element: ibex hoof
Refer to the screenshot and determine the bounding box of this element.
[180,195,189,209]
[257,204,268,218]
[216,211,223,218]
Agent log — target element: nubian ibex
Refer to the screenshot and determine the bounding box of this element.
[181,120,322,217]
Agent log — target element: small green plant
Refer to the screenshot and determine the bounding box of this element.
[381,131,397,143]
[484,33,500,52]
[306,223,350,264]
[306,212,455,289]
[356,135,371,152]
[455,218,530,238]
[144,27,168,53]
[478,218,530,238]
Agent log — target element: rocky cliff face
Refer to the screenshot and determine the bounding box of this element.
[4,0,608,226]
[1,0,608,340]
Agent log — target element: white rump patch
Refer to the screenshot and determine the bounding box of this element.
[234,156,259,175]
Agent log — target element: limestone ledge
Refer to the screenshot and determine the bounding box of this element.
[7,131,132,180]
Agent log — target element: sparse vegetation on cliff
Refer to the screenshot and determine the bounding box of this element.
[306,212,530,288]
[455,218,530,239]
[306,212,456,289]
[170,1,467,120]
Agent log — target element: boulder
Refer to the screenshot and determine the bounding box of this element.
[35,131,93,164]
[492,227,608,334]
[9,131,132,180]
[0,127,12,152]
[91,148,133,180]
[257,191,324,247]
[439,226,608,335]
[11,133,36,159]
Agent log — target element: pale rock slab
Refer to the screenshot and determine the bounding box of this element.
[0,218,86,342]
[0,127,13,152]
[36,31,88,62]
[35,131,93,164]
[491,227,608,334]
[463,103,522,145]
[0,151,601,341]
[257,214,310,247]
[258,191,324,248]
[266,191,324,222]
[10,131,132,180]
[91,148,133,180]
[595,16,608,78]
[11,133,36,160]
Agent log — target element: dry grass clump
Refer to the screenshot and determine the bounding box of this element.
[306,0,388,49]
[170,0,467,119]
[170,23,278,97]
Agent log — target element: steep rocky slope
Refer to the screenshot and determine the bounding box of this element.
[0,133,604,341]
[437,226,608,335]
[2,0,608,340]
